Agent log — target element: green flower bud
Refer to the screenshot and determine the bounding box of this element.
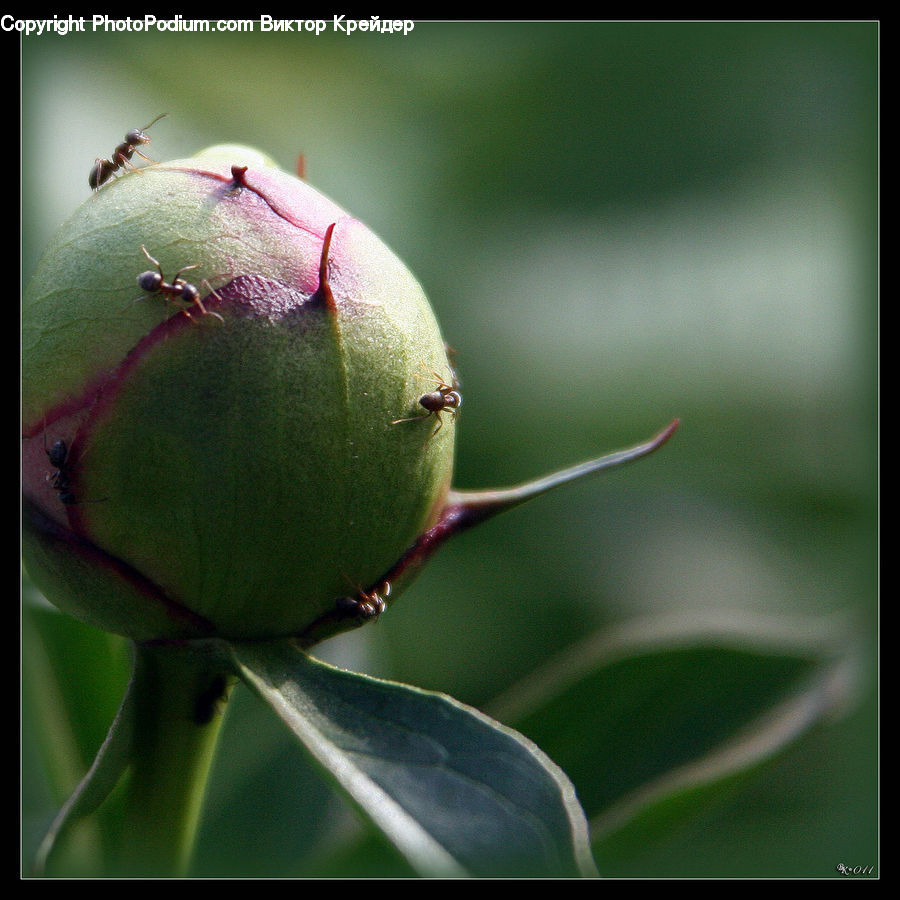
[22,146,455,641]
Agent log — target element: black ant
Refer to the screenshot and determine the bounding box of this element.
[89,114,167,190]
[44,436,76,505]
[43,435,106,506]
[335,581,391,621]
[135,245,225,324]
[38,416,107,507]
[391,370,462,435]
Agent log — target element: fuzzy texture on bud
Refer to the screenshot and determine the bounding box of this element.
[22,146,456,641]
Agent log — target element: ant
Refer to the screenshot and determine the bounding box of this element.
[335,581,391,621]
[43,435,105,506]
[135,245,225,324]
[89,114,167,190]
[391,370,462,435]
[44,435,76,505]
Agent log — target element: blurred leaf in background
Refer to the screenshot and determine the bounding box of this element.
[21,20,877,877]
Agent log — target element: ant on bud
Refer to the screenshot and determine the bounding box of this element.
[43,433,105,506]
[89,114,167,190]
[335,581,391,621]
[134,245,225,324]
[44,436,75,505]
[392,370,462,435]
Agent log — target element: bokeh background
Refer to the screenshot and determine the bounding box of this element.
[22,20,877,877]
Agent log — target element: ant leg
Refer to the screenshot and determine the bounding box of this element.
[190,296,225,325]
[415,370,454,392]
[131,148,158,165]
[117,153,144,174]
[174,296,221,326]
[170,262,200,283]
[179,307,199,324]
[140,245,163,272]
[390,412,431,425]
[200,279,222,301]
[195,279,225,324]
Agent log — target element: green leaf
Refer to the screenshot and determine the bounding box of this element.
[486,610,860,861]
[190,680,395,877]
[22,594,132,874]
[27,643,138,876]
[22,595,131,791]
[229,640,597,878]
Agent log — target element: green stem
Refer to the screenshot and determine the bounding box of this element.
[111,641,231,877]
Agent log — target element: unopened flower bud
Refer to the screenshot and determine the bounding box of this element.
[23,146,456,641]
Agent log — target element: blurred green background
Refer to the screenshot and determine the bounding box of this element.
[21,20,877,877]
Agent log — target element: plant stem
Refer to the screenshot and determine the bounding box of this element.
[111,640,231,876]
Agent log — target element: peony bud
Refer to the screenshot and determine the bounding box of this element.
[22,146,456,641]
